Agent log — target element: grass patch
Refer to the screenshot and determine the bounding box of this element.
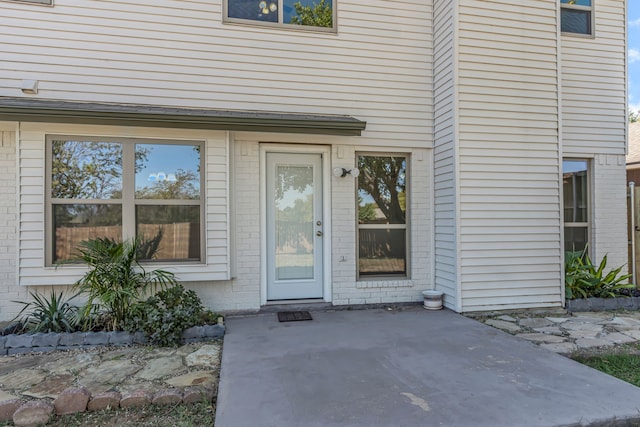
[573,346,640,388]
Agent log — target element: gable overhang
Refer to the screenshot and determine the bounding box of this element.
[0,97,367,136]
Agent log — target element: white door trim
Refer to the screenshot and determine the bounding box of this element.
[259,143,332,305]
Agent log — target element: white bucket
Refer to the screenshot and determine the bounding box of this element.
[422,290,444,310]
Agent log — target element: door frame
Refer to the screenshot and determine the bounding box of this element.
[259,143,332,305]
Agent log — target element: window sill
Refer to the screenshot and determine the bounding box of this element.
[356,279,414,289]
[20,263,230,286]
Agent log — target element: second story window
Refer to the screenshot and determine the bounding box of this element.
[561,0,593,35]
[226,0,334,30]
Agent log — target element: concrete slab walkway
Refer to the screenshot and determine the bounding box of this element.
[216,307,640,427]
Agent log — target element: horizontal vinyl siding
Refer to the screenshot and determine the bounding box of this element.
[17,123,230,286]
[0,0,432,145]
[432,0,457,309]
[457,0,562,312]
[561,0,626,156]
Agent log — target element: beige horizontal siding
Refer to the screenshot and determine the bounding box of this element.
[561,0,626,156]
[0,0,433,145]
[457,0,561,312]
[432,0,458,310]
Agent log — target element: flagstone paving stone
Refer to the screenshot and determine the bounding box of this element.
[480,311,640,354]
[484,319,522,333]
[0,339,222,422]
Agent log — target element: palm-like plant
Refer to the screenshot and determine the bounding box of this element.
[74,237,177,331]
[13,290,79,333]
[565,247,633,299]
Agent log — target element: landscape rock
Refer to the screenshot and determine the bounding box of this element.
[0,369,47,391]
[185,344,220,368]
[519,318,553,329]
[484,319,521,333]
[5,335,33,349]
[515,333,566,343]
[135,356,185,381]
[12,400,53,427]
[23,374,74,399]
[31,333,60,348]
[54,386,91,415]
[152,389,182,405]
[0,396,22,422]
[165,371,215,388]
[182,387,208,404]
[119,390,151,408]
[87,391,121,412]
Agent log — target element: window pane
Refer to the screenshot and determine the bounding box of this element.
[358,156,407,225]
[359,229,406,276]
[53,204,122,262]
[51,140,122,199]
[565,227,588,253]
[274,164,314,280]
[228,0,278,22]
[563,160,588,223]
[136,205,201,261]
[285,0,333,27]
[561,9,591,34]
[135,144,201,200]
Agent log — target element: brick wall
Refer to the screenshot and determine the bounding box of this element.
[0,128,28,320]
[591,154,628,273]
[331,146,432,306]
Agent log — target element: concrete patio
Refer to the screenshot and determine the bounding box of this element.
[216,307,640,427]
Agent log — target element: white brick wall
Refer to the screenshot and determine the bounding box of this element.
[331,146,432,306]
[0,128,28,320]
[187,140,262,312]
[591,154,628,272]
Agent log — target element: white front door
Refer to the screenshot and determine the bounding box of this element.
[266,152,324,300]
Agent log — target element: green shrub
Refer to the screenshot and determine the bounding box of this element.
[565,248,633,299]
[73,237,177,331]
[13,290,80,333]
[126,284,206,347]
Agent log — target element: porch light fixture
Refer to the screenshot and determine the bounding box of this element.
[332,167,360,178]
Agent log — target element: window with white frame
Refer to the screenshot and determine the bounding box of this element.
[226,0,334,29]
[47,136,203,265]
[560,0,593,35]
[562,159,589,253]
[357,154,408,278]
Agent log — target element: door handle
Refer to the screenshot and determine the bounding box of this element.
[316,231,323,237]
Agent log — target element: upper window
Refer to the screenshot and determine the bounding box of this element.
[226,0,334,29]
[357,154,408,278]
[560,0,593,35]
[47,136,203,265]
[563,159,589,253]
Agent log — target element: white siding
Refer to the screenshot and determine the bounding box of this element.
[17,123,230,286]
[457,0,562,312]
[432,0,459,310]
[0,0,432,146]
[561,0,626,156]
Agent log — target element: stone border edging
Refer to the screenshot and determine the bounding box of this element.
[2,384,216,426]
[0,324,225,355]
[566,296,640,312]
